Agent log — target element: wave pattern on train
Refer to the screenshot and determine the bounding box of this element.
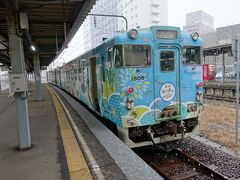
[47,26,203,149]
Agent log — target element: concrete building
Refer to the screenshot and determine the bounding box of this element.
[84,0,119,50]
[83,0,168,50]
[202,24,240,73]
[183,10,214,35]
[117,0,168,31]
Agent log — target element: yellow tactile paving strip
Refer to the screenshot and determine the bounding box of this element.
[46,86,93,180]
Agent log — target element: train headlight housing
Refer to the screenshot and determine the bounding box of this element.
[127,97,135,110]
[191,32,199,41]
[128,29,138,39]
[187,103,197,112]
[196,92,203,102]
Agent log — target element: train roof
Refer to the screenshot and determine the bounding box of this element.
[93,26,202,52]
[64,26,203,66]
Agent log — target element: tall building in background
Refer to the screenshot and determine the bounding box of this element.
[117,0,168,31]
[83,0,168,50]
[183,10,214,35]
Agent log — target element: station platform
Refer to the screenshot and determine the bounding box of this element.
[0,83,161,180]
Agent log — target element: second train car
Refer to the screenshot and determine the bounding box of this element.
[47,26,203,148]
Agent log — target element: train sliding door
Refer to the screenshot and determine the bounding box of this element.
[90,57,100,112]
[154,46,180,120]
[101,56,110,117]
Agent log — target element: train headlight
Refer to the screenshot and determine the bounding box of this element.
[127,97,135,110]
[187,103,197,112]
[128,29,138,39]
[196,92,203,102]
[191,32,199,41]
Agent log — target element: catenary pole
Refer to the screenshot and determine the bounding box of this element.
[235,39,239,144]
[88,13,128,30]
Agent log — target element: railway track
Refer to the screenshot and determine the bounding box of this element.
[205,95,236,102]
[135,147,228,180]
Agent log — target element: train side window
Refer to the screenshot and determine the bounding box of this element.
[160,51,175,72]
[124,45,151,66]
[82,67,85,82]
[101,56,106,82]
[78,68,82,81]
[114,44,151,67]
[182,46,201,65]
[108,47,112,62]
[74,69,77,81]
[114,45,123,67]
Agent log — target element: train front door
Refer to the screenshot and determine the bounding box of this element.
[154,46,180,120]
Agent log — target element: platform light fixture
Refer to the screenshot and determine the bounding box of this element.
[31,45,36,51]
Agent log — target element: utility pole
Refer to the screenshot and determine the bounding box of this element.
[233,39,239,144]
[222,51,225,82]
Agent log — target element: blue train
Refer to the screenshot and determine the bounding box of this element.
[47,26,203,148]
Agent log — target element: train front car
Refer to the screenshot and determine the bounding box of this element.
[108,27,203,148]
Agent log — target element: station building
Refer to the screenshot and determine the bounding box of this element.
[202,24,240,73]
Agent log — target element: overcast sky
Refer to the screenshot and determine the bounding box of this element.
[50,0,240,68]
[168,0,240,28]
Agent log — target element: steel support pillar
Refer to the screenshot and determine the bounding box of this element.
[234,39,239,143]
[34,54,43,101]
[7,14,31,149]
[222,52,225,82]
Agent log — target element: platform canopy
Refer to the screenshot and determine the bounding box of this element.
[0,0,95,70]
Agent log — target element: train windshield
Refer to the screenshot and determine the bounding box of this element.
[182,46,201,65]
[114,45,151,67]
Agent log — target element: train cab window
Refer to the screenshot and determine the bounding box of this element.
[160,51,175,72]
[182,46,201,65]
[114,45,151,67]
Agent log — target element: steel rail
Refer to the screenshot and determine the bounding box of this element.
[140,148,229,180]
[173,149,228,180]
